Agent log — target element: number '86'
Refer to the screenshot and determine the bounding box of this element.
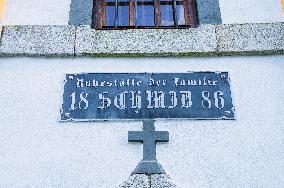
[201,91,224,109]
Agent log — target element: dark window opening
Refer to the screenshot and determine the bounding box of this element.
[92,0,197,29]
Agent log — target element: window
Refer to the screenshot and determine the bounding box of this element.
[92,0,197,29]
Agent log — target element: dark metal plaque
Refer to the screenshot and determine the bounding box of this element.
[61,72,235,121]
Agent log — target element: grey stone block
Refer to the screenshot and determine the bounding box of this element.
[0,23,283,57]
[117,174,180,188]
[69,0,93,26]
[216,23,284,54]
[0,25,76,56]
[75,25,217,56]
[151,174,180,188]
[196,0,222,24]
[117,174,150,188]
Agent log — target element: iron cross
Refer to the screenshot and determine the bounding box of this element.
[128,119,169,174]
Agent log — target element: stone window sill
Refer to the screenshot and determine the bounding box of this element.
[0,23,283,57]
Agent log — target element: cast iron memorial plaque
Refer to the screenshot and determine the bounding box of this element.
[61,72,235,121]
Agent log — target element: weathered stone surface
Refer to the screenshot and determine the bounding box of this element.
[0,25,75,56]
[216,23,284,54]
[69,0,93,26]
[117,174,150,188]
[196,0,222,24]
[151,174,180,188]
[117,174,180,188]
[75,25,217,56]
[0,23,283,57]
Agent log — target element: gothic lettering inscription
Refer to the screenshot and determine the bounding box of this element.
[61,72,235,120]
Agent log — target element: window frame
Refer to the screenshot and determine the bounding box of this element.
[92,0,198,29]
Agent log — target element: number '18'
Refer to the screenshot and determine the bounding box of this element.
[69,92,89,110]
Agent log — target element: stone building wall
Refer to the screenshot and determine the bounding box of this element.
[0,0,283,187]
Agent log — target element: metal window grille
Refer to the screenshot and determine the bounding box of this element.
[92,0,197,29]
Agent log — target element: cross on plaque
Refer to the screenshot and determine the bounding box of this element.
[128,119,169,174]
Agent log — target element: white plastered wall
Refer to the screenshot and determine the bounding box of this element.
[0,56,283,187]
[3,0,71,25]
[219,0,284,24]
